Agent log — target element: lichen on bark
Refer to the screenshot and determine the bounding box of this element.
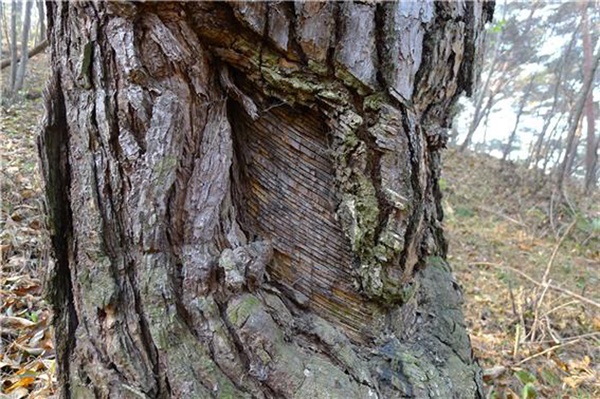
[40,1,492,398]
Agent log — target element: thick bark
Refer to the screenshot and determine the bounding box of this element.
[39,2,492,398]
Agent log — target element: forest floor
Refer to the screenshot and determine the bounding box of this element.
[442,150,599,399]
[1,54,599,399]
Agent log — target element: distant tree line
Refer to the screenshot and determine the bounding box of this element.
[455,1,599,194]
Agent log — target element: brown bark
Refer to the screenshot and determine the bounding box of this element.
[39,2,492,398]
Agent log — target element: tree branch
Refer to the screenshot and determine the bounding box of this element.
[0,39,47,70]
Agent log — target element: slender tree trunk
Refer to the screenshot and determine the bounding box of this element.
[502,74,535,162]
[9,0,18,91]
[459,0,540,154]
[0,2,4,62]
[36,0,45,45]
[459,35,501,153]
[0,39,47,70]
[582,5,598,193]
[527,28,577,169]
[540,115,565,175]
[557,47,600,191]
[13,0,32,93]
[39,2,493,398]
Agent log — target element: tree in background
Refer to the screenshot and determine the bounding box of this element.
[39,2,492,397]
[1,0,47,101]
[582,3,598,193]
[8,0,18,91]
[13,0,33,93]
[35,0,44,46]
[456,0,599,190]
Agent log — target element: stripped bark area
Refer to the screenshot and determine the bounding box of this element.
[39,2,493,398]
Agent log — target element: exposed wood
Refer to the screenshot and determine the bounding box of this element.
[39,2,493,398]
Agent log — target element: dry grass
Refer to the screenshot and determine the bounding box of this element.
[443,149,600,398]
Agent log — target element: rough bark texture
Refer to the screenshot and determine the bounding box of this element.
[39,2,493,398]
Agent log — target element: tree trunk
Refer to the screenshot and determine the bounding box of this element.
[36,0,45,45]
[13,0,33,93]
[527,28,576,170]
[557,46,600,191]
[459,30,502,153]
[39,2,493,398]
[501,74,535,162]
[0,2,4,62]
[9,0,18,91]
[582,4,598,193]
[0,39,47,70]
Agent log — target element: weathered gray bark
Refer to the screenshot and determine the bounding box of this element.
[39,2,492,398]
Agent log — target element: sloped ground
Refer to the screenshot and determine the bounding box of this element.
[443,149,599,398]
[1,54,599,398]
[1,55,55,398]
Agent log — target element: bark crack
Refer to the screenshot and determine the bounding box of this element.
[397,105,425,279]
[39,72,78,399]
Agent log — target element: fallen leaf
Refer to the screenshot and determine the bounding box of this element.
[14,342,45,356]
[4,376,35,393]
[483,365,507,382]
[0,316,36,329]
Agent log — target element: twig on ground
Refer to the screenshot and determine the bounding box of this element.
[529,280,551,342]
[508,279,518,320]
[513,324,521,360]
[477,206,529,228]
[514,332,600,366]
[542,300,579,318]
[468,262,600,309]
[506,265,600,309]
[542,220,576,283]
[531,219,575,341]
